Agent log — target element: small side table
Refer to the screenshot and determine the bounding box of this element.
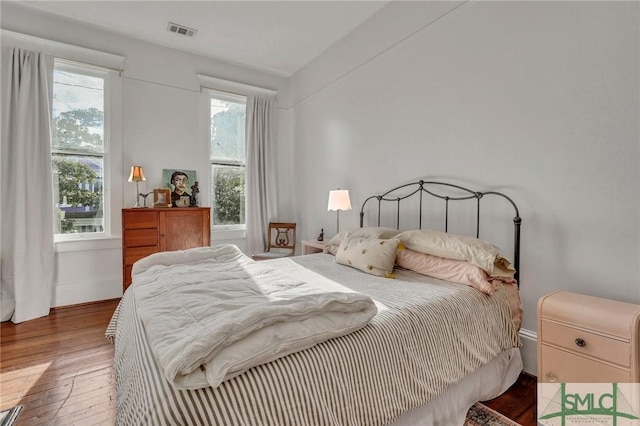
[538,291,640,383]
[301,240,328,255]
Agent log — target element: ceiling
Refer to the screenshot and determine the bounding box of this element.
[19,1,390,77]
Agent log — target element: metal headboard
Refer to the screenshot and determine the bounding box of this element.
[359,180,522,285]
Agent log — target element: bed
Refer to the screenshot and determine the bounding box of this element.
[106,180,524,426]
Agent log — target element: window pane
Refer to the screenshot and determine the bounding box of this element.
[210,98,245,163]
[211,165,245,226]
[52,155,104,234]
[52,69,104,154]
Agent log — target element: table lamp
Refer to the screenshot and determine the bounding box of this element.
[128,165,146,208]
[327,189,351,234]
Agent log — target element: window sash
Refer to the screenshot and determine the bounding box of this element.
[52,59,110,240]
[209,90,247,230]
[211,159,245,167]
[211,164,246,228]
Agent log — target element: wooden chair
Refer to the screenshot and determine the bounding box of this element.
[252,222,296,260]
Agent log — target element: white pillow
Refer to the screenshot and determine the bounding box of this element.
[395,229,515,278]
[335,236,399,278]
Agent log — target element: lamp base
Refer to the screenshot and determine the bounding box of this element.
[132,182,143,208]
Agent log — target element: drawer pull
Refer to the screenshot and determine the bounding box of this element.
[545,372,557,383]
[575,338,586,347]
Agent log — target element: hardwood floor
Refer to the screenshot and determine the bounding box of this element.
[1,300,119,425]
[484,372,538,426]
[1,299,537,425]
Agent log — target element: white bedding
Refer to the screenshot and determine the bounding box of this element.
[131,244,378,389]
[107,250,521,425]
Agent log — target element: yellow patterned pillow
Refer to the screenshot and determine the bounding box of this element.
[325,227,401,256]
[335,236,399,278]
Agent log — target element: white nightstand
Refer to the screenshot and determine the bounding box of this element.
[537,291,640,383]
[301,240,328,255]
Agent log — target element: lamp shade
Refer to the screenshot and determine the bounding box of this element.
[327,189,352,211]
[128,166,146,183]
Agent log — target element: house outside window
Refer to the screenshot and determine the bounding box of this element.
[209,92,246,229]
[52,60,109,238]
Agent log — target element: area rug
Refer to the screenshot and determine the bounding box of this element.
[0,405,22,426]
[465,402,521,426]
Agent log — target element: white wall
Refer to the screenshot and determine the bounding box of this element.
[1,2,290,306]
[289,1,639,374]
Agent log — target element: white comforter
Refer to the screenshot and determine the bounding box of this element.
[131,244,378,390]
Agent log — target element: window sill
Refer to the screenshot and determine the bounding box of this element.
[212,228,246,241]
[55,236,121,253]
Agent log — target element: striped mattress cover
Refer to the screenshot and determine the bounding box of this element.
[106,253,521,425]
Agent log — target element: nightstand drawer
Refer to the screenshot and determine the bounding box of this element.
[541,319,630,367]
[540,344,631,383]
[538,291,640,383]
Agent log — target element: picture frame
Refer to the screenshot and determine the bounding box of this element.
[175,195,191,208]
[153,188,171,207]
[163,169,198,207]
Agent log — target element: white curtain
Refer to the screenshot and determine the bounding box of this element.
[245,95,278,255]
[1,47,55,323]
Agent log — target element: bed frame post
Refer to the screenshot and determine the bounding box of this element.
[475,194,482,238]
[513,216,521,286]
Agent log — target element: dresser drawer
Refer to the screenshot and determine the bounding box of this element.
[124,246,157,266]
[123,211,158,229]
[541,319,630,367]
[540,344,631,384]
[124,229,158,248]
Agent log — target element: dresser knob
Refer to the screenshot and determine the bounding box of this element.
[575,338,586,347]
[545,372,557,383]
[160,234,165,238]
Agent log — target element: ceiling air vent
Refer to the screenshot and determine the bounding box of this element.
[167,22,197,38]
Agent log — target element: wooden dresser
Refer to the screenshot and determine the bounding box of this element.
[122,207,211,292]
[538,291,640,383]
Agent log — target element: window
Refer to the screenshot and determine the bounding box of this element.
[52,60,109,238]
[209,93,246,229]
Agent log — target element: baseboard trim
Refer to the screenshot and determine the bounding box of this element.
[519,328,537,341]
[519,328,537,376]
[53,277,122,307]
[51,297,121,311]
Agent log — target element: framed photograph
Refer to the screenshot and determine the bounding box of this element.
[163,169,197,207]
[175,195,191,207]
[153,188,171,207]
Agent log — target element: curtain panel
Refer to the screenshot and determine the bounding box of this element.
[1,47,55,323]
[245,95,278,256]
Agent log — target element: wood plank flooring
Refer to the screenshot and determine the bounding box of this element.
[484,372,538,426]
[1,299,537,425]
[1,300,119,426]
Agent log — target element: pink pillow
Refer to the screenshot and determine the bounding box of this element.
[395,248,514,295]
